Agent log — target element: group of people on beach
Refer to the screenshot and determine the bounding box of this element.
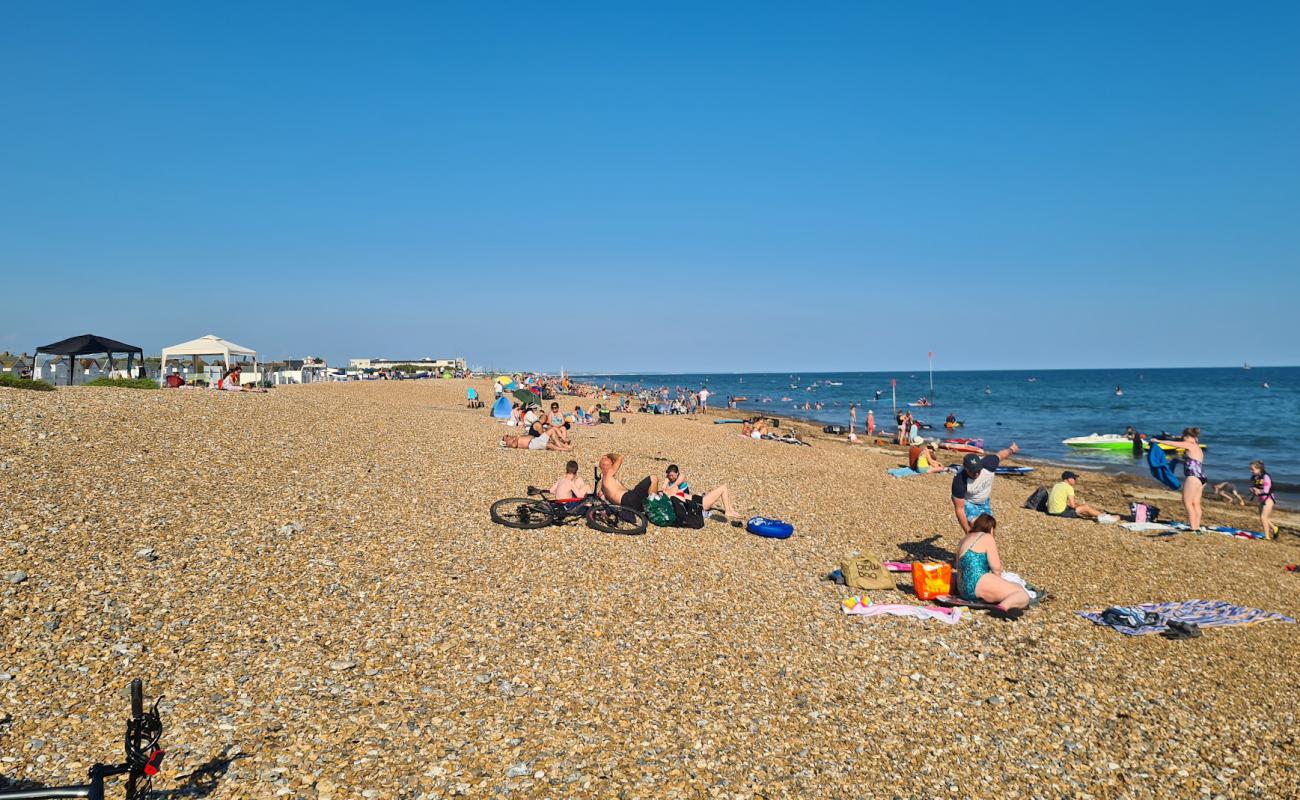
[1151,428,1277,538]
[501,401,579,451]
[539,456,742,523]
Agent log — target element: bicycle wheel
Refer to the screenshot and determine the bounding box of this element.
[490,498,556,529]
[586,504,648,535]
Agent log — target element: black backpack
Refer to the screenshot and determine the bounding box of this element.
[1024,487,1050,513]
[670,496,705,529]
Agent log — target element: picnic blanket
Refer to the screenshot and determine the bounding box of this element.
[1076,600,1294,636]
[1120,522,1265,541]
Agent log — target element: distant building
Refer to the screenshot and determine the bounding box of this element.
[0,352,33,376]
[348,357,466,372]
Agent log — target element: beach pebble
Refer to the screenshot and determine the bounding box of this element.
[3,571,27,584]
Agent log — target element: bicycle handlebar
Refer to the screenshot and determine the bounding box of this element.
[129,679,142,720]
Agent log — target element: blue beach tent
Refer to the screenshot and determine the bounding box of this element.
[491,395,513,419]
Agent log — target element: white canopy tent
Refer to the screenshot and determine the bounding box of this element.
[159,335,258,384]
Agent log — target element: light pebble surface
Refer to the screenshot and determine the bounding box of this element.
[2,380,1298,799]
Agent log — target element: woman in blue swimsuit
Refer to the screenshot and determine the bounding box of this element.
[953,515,1030,611]
[1154,427,1206,530]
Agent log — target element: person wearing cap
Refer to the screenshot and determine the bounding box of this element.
[1047,471,1104,519]
[950,442,1020,534]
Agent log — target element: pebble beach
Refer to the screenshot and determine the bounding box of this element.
[3,379,1299,799]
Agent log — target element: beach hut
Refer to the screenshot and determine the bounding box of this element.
[31,334,144,385]
[159,335,257,386]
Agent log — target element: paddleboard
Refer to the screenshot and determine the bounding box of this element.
[995,466,1035,475]
[713,419,744,424]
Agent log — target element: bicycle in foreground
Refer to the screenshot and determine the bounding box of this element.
[0,678,164,800]
[490,484,649,535]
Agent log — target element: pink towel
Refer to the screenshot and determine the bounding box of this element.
[842,602,964,624]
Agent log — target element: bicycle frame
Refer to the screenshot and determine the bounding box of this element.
[0,679,163,800]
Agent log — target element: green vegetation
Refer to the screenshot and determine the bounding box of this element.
[0,373,55,391]
[84,377,159,389]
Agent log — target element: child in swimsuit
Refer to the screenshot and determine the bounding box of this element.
[1250,460,1277,539]
[952,515,1030,610]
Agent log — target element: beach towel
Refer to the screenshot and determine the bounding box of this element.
[1148,441,1181,490]
[841,598,964,624]
[1076,600,1294,636]
[887,467,923,478]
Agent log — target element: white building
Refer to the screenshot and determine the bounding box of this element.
[348,357,466,372]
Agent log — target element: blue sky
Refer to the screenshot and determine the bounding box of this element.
[2,2,1296,372]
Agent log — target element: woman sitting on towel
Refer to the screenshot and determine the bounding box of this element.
[908,440,946,474]
[953,514,1029,611]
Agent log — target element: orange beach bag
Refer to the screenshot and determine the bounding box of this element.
[911,562,952,600]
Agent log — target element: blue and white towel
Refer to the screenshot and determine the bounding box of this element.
[1077,600,1294,636]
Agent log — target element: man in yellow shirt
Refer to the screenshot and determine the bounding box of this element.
[1047,471,1104,519]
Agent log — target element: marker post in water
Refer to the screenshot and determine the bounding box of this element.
[891,378,897,419]
[928,350,934,400]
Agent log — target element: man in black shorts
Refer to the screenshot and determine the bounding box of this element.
[597,453,658,510]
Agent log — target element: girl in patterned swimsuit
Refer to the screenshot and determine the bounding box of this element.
[953,515,1030,611]
[1155,427,1206,531]
[1250,460,1277,539]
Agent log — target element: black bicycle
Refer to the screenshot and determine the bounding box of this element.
[0,679,164,800]
[490,485,648,535]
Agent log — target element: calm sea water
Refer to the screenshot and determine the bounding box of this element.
[576,367,1300,504]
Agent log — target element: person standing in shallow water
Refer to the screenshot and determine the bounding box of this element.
[849,403,857,435]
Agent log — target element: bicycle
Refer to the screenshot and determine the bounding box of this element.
[489,483,648,535]
[0,679,165,800]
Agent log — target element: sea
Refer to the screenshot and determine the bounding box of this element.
[575,367,1300,504]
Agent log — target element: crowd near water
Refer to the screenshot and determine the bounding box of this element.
[576,367,1299,504]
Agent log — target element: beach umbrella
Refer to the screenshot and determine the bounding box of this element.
[513,388,540,405]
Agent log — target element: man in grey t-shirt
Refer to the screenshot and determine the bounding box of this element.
[950,442,1019,533]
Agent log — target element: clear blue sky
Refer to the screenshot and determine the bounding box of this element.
[2,1,1296,373]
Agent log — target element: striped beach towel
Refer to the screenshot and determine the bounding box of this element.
[1076,600,1295,636]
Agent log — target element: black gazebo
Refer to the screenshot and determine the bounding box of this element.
[32,334,144,386]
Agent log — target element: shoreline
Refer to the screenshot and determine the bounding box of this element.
[625,399,1298,527]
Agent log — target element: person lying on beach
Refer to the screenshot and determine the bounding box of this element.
[951,443,1020,534]
[953,514,1030,612]
[661,464,743,521]
[1046,471,1105,520]
[741,418,770,438]
[597,453,658,511]
[501,432,572,452]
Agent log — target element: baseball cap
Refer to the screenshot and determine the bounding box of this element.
[962,454,983,475]
[1062,470,1080,480]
